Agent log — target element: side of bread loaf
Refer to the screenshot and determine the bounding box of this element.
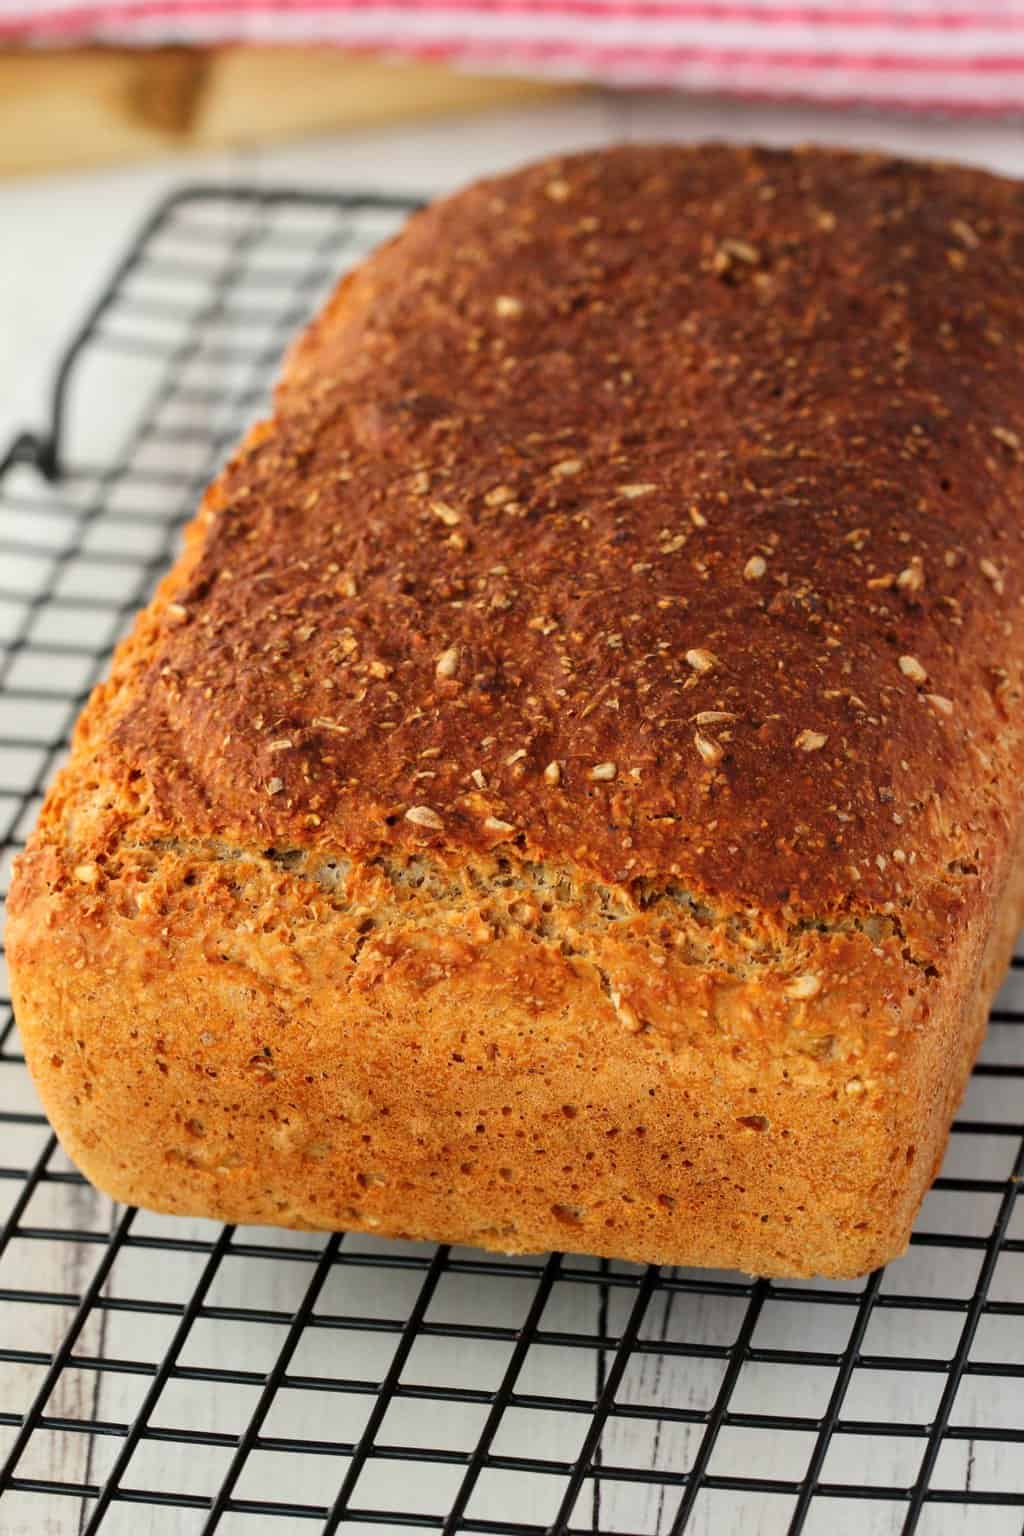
[9,145,1024,1277]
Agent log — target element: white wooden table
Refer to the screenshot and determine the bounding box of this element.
[2,90,1024,1536]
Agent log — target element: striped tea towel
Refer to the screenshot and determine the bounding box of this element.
[3,1,1024,114]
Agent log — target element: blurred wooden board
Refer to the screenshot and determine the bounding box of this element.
[0,46,573,177]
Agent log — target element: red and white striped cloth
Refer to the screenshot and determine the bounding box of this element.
[4,0,1024,114]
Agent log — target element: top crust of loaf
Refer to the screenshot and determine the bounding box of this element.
[24,146,1024,963]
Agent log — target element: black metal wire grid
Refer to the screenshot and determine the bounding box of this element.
[0,185,1023,1536]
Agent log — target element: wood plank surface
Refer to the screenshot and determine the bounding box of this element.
[0,46,572,178]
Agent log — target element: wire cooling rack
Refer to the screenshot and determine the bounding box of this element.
[1,186,1023,1536]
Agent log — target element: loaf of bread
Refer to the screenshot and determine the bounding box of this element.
[9,146,1024,1278]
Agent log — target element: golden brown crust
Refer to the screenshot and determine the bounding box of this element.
[87,145,1024,923]
[9,144,1024,1276]
[9,821,1024,1277]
